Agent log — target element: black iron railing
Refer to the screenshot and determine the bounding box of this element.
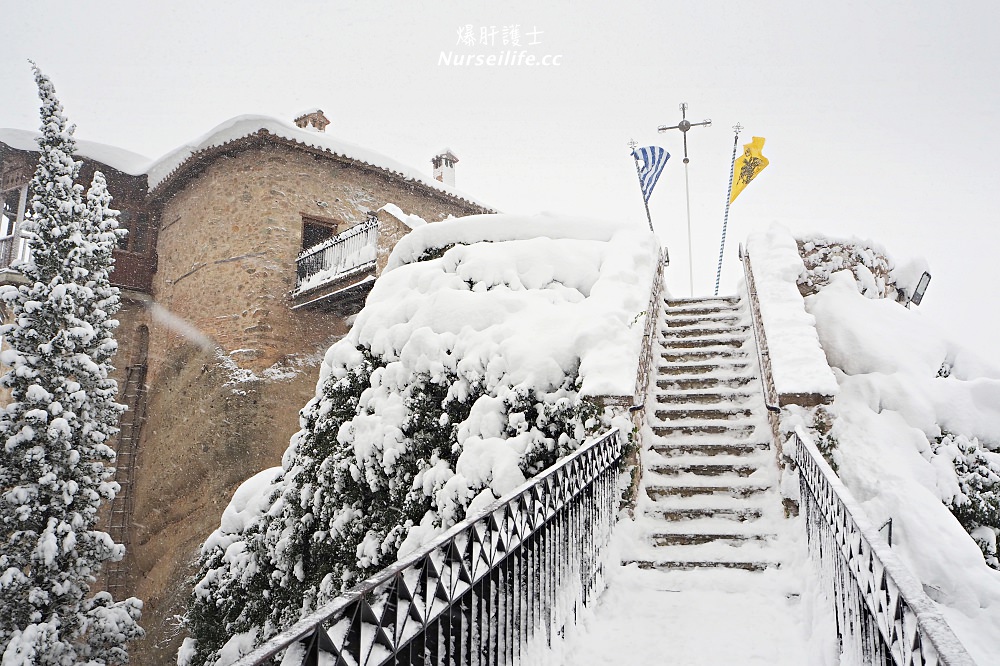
[296,215,378,290]
[793,428,976,666]
[234,428,625,666]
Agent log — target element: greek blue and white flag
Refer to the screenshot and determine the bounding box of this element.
[631,146,670,203]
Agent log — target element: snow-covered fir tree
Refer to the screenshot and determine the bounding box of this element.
[0,64,142,665]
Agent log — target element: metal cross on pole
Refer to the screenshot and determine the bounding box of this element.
[659,102,711,296]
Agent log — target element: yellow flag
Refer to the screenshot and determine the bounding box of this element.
[729,136,769,204]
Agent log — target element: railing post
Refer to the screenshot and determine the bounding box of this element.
[296,217,379,290]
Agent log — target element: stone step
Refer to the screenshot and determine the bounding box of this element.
[624,559,774,572]
[649,532,772,547]
[653,441,770,457]
[655,408,754,421]
[658,362,750,376]
[652,423,757,438]
[662,326,749,338]
[648,462,760,477]
[657,376,752,390]
[646,484,770,499]
[645,507,764,522]
[665,315,741,328]
[663,304,742,317]
[655,392,754,405]
[661,337,746,349]
[661,349,748,363]
[666,296,739,305]
[665,298,740,313]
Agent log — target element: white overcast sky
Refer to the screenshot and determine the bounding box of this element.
[3,1,999,364]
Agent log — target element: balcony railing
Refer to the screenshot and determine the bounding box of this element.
[793,428,975,666]
[234,428,625,666]
[296,216,378,292]
[0,233,30,271]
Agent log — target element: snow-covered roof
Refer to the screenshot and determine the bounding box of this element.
[0,128,152,176]
[145,115,489,209]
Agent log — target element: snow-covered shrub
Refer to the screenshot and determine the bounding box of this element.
[935,434,1000,570]
[810,405,839,470]
[0,65,142,664]
[797,236,899,300]
[180,217,656,665]
[796,234,932,306]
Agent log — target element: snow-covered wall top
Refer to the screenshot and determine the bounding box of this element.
[0,128,151,176]
[324,213,659,399]
[144,115,489,208]
[746,225,839,400]
[379,203,427,230]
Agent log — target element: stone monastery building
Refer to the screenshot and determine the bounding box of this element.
[0,110,490,661]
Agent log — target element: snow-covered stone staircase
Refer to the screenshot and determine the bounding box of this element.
[624,295,785,571]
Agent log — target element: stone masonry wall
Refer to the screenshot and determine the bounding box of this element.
[127,143,483,664]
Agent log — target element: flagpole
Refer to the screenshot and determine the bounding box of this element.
[714,124,742,296]
[683,162,693,297]
[628,141,655,233]
[634,157,655,233]
[658,103,711,297]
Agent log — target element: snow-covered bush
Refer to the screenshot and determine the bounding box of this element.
[0,65,142,664]
[935,434,1000,570]
[797,236,899,300]
[179,216,656,664]
[782,228,1000,658]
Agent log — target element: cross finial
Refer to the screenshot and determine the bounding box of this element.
[657,102,712,164]
[733,123,744,136]
[628,139,638,150]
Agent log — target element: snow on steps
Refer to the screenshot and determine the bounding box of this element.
[624,295,787,573]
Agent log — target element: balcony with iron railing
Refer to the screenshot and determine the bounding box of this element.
[293,215,379,314]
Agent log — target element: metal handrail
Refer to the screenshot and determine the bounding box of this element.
[793,428,976,666]
[234,428,625,665]
[296,216,379,289]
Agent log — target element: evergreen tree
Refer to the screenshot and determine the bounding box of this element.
[0,64,142,665]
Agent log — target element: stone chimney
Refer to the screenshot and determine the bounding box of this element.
[293,109,330,132]
[431,149,459,187]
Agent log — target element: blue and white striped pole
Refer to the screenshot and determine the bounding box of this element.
[715,125,742,296]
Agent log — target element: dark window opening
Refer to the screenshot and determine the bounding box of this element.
[115,211,152,254]
[302,216,337,250]
[117,211,132,250]
[2,189,20,237]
